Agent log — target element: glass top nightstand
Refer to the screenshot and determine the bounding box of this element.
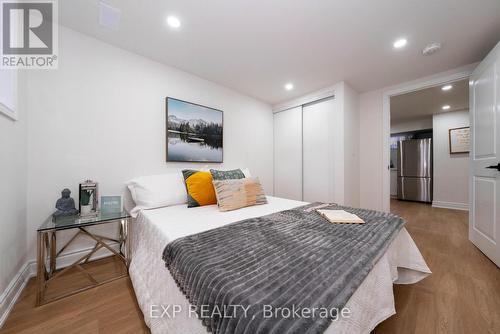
[36,211,132,306]
[38,211,131,232]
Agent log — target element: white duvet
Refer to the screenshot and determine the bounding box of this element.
[129,196,431,334]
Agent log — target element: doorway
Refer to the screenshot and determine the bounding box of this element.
[387,79,470,211]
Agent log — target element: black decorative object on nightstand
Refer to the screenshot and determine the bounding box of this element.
[53,189,79,217]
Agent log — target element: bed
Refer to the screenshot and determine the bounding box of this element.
[129,196,431,334]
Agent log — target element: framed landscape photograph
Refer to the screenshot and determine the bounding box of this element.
[449,126,470,154]
[166,97,223,162]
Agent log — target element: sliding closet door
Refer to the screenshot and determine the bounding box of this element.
[274,107,302,200]
[302,98,337,203]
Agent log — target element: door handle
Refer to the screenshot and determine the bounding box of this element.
[486,163,500,171]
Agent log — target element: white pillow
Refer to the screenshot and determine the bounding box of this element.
[241,168,251,177]
[126,172,187,217]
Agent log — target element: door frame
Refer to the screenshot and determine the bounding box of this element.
[381,67,475,212]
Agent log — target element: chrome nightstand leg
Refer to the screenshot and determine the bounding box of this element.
[36,231,46,306]
[120,218,131,268]
[50,231,56,275]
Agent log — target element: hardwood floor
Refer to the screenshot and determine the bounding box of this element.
[1,200,498,333]
[374,200,500,334]
[0,257,149,334]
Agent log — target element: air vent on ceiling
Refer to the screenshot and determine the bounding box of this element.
[99,2,121,30]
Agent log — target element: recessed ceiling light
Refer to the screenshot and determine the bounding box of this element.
[284,83,294,91]
[166,16,181,29]
[441,85,453,91]
[442,105,450,110]
[393,38,408,49]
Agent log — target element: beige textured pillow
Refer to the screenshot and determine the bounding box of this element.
[212,177,268,211]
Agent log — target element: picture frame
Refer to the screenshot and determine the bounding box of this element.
[100,195,123,214]
[166,97,223,163]
[79,180,99,217]
[449,126,470,154]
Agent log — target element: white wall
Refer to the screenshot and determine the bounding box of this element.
[432,110,469,209]
[342,83,360,207]
[391,116,433,134]
[0,73,27,298]
[359,89,385,210]
[23,27,273,259]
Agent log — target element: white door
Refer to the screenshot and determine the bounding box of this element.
[273,107,303,200]
[303,98,340,203]
[469,42,500,267]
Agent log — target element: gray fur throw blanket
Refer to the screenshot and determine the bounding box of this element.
[163,203,405,334]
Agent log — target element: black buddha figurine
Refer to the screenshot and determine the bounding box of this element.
[54,189,79,217]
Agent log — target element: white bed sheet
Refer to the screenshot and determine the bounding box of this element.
[129,196,431,334]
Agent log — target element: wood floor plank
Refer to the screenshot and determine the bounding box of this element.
[1,200,498,333]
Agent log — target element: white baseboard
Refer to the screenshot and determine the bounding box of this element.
[432,201,469,211]
[0,243,119,328]
[0,262,31,328]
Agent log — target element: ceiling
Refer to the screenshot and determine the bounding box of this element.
[390,79,469,122]
[59,0,500,105]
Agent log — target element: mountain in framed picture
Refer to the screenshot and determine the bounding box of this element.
[166,97,223,162]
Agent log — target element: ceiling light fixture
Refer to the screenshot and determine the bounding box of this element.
[442,105,450,110]
[441,85,453,91]
[285,83,294,91]
[166,16,181,29]
[393,38,408,49]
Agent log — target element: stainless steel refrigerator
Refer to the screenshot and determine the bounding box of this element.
[397,138,432,202]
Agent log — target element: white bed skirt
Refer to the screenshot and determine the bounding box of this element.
[129,198,431,334]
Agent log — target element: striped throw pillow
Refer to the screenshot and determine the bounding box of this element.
[212,177,267,211]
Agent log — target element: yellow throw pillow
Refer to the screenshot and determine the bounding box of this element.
[182,170,217,208]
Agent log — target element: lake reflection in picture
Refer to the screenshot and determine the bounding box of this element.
[166,98,223,162]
